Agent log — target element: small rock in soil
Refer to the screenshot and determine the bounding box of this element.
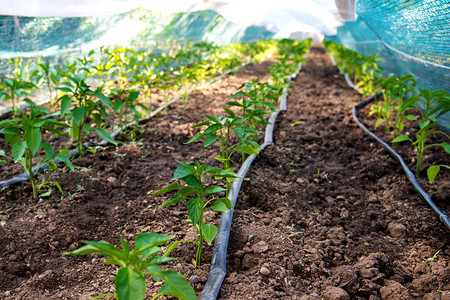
[260,266,270,276]
[189,275,200,284]
[388,222,407,238]
[368,210,378,219]
[106,176,119,187]
[323,286,350,300]
[251,241,269,254]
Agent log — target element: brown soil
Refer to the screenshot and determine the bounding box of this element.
[0,46,449,300]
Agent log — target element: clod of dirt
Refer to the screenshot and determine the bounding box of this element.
[323,286,350,300]
[388,222,407,238]
[380,280,411,300]
[251,240,269,254]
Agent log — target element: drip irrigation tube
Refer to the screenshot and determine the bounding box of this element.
[353,96,450,230]
[200,62,303,300]
[0,67,242,191]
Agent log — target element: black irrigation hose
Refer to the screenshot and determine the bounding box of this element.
[0,67,242,191]
[353,96,450,231]
[200,62,303,300]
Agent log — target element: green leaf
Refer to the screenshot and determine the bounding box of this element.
[205,186,226,194]
[114,101,125,113]
[392,135,411,143]
[81,240,126,260]
[204,123,222,134]
[440,142,450,154]
[0,127,21,135]
[235,144,259,155]
[94,128,117,145]
[47,160,57,170]
[135,233,175,250]
[214,155,228,162]
[204,134,219,147]
[185,133,204,144]
[374,118,384,129]
[177,186,197,196]
[141,247,161,260]
[231,91,245,98]
[230,117,247,126]
[26,127,42,155]
[204,114,219,123]
[223,106,236,117]
[151,183,183,194]
[405,114,416,121]
[427,165,440,184]
[60,95,72,116]
[212,201,228,212]
[151,270,197,300]
[41,142,55,160]
[183,174,202,190]
[115,266,146,300]
[95,91,113,110]
[163,241,183,257]
[39,189,52,198]
[201,223,218,244]
[57,87,73,93]
[55,153,74,171]
[191,120,211,128]
[187,198,203,226]
[213,169,240,180]
[62,244,103,256]
[53,181,63,194]
[172,164,194,180]
[120,237,130,254]
[218,197,232,209]
[72,106,85,126]
[12,141,26,162]
[143,256,177,267]
[161,194,187,207]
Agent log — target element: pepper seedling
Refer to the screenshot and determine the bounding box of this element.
[393,89,450,182]
[185,111,259,192]
[109,89,147,132]
[63,233,197,300]
[0,57,37,117]
[58,75,116,158]
[152,160,239,266]
[0,99,73,197]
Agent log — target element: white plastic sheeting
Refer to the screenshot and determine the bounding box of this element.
[0,0,357,41]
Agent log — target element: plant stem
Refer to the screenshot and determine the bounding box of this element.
[416,139,424,178]
[196,226,203,267]
[26,149,38,198]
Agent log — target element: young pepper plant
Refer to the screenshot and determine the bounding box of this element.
[374,74,417,134]
[185,111,259,192]
[393,89,450,182]
[58,75,116,158]
[63,233,197,300]
[0,99,74,197]
[228,79,277,142]
[152,161,239,267]
[109,89,146,132]
[0,58,37,117]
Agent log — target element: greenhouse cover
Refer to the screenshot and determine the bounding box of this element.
[0,0,448,124]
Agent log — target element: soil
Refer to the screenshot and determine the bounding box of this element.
[0,46,449,300]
